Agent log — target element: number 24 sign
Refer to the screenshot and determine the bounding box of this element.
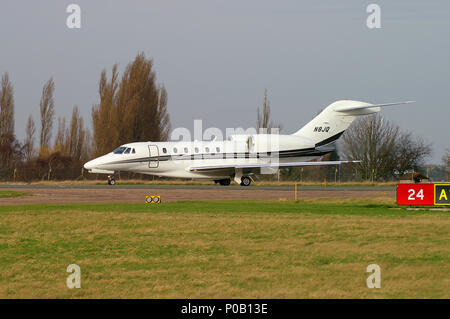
[397,184,450,206]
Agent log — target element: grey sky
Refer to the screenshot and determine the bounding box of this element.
[0,0,448,163]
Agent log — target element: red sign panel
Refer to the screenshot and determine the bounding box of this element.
[397,184,435,206]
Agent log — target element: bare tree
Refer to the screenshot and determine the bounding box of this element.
[39,77,55,155]
[341,114,432,181]
[67,106,86,163]
[24,115,36,161]
[92,53,171,156]
[53,117,67,154]
[116,52,171,143]
[52,106,87,170]
[92,64,119,156]
[257,89,280,133]
[257,89,273,132]
[395,134,432,176]
[0,72,17,166]
[156,85,171,141]
[0,72,15,140]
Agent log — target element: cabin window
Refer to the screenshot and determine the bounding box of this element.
[162,148,167,154]
[173,148,177,154]
[124,148,131,154]
[132,148,136,154]
[216,147,220,153]
[113,146,126,154]
[205,147,210,153]
[184,147,188,153]
[195,147,199,153]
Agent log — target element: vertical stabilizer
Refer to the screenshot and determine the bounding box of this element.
[292,100,414,147]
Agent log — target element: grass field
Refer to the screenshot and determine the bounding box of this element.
[0,190,30,198]
[0,199,448,298]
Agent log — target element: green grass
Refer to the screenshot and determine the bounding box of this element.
[0,199,448,298]
[0,190,30,198]
[0,199,431,215]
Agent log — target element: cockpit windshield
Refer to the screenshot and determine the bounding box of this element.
[113,146,127,154]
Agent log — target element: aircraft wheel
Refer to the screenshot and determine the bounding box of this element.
[219,178,231,186]
[240,176,251,186]
[108,175,116,185]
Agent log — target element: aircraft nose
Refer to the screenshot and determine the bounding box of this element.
[84,155,109,170]
[84,160,95,170]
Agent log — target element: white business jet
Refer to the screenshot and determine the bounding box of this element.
[84,100,413,186]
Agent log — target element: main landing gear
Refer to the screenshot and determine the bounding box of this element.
[215,176,251,186]
[107,175,116,185]
[240,176,251,187]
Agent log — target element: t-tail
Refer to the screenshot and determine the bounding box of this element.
[292,100,415,148]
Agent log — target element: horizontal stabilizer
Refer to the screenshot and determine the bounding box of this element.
[334,101,415,112]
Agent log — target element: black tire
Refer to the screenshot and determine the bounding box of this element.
[219,178,231,186]
[109,179,116,185]
[240,176,251,186]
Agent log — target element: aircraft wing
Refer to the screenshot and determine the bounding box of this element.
[189,160,360,172]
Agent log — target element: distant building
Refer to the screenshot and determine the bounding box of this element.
[399,172,429,184]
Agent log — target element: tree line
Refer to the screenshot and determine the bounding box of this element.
[0,52,170,181]
[0,53,441,182]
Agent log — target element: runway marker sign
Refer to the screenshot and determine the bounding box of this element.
[145,195,161,204]
[435,184,450,205]
[397,184,450,206]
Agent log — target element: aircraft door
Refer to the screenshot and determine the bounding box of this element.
[148,145,159,168]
